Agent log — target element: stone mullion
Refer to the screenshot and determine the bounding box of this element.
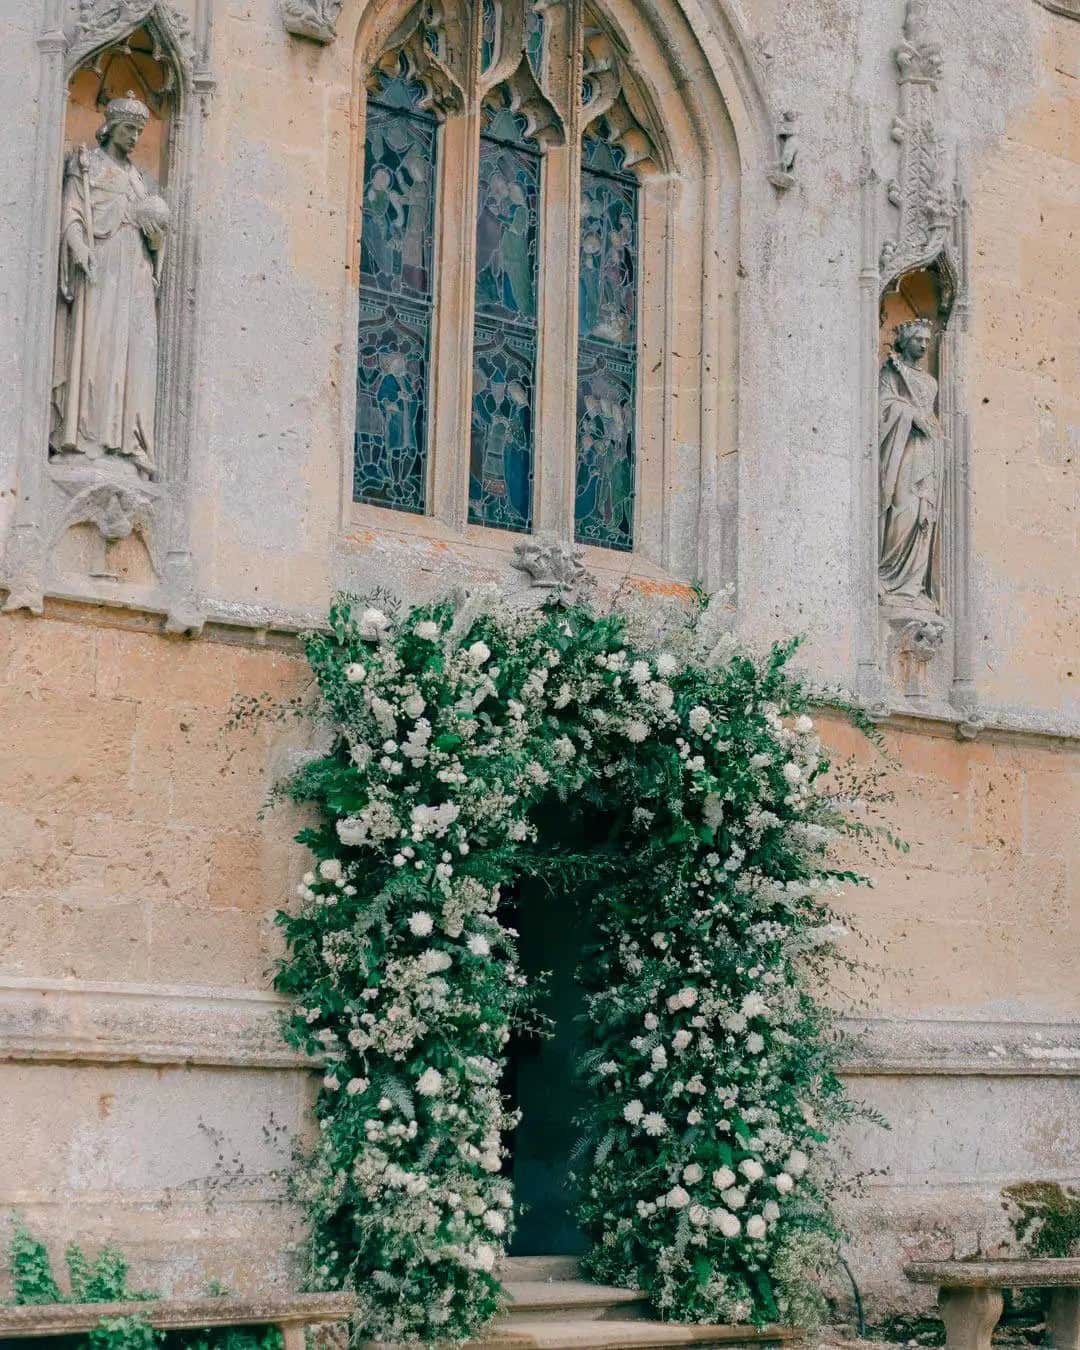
[429,3,484,531]
[532,0,583,538]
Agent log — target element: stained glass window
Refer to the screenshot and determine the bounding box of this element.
[354,71,438,513]
[526,3,545,81]
[468,98,541,531]
[574,126,638,550]
[481,0,497,70]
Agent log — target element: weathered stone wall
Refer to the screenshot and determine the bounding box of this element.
[0,0,1076,1319]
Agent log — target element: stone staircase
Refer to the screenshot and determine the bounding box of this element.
[477,1257,801,1350]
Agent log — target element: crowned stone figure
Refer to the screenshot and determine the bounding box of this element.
[50,92,168,479]
[878,318,943,608]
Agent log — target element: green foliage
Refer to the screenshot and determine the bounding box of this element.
[271,590,892,1341]
[5,1222,282,1350]
[1003,1181,1080,1258]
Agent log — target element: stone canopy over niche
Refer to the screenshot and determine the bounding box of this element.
[0,0,213,635]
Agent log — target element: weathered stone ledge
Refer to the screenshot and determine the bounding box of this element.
[4,592,1080,747]
[1,979,1077,1077]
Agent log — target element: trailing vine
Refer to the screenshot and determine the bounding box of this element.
[274,588,881,1341]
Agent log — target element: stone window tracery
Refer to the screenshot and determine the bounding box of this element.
[352,0,660,553]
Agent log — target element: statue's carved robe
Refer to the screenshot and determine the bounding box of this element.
[51,146,161,476]
[878,352,943,606]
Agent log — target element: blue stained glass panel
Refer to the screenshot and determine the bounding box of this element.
[355,74,437,513]
[526,3,545,80]
[481,0,497,70]
[469,97,541,530]
[575,127,638,550]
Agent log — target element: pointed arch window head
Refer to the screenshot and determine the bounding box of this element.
[352,0,661,555]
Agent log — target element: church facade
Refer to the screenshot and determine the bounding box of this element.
[0,0,1077,1314]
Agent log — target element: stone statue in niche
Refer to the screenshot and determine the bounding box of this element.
[50,92,168,480]
[878,318,942,609]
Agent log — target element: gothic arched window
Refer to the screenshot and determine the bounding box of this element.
[352,0,673,559]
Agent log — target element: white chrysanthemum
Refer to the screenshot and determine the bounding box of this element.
[467,934,491,957]
[746,1215,767,1239]
[623,1100,645,1124]
[683,1163,703,1184]
[625,720,649,743]
[746,1032,765,1054]
[629,660,652,685]
[415,620,440,640]
[642,1112,667,1136]
[473,1244,497,1272]
[467,640,491,666]
[483,1210,506,1235]
[409,911,434,937]
[416,1067,444,1097]
[656,652,678,677]
[775,1171,795,1193]
[739,1158,764,1182]
[741,992,768,1018]
[652,683,675,710]
[666,1185,690,1210]
[344,663,366,683]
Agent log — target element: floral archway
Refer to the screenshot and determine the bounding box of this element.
[274,574,871,1342]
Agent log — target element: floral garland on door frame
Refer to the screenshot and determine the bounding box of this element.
[273,587,877,1342]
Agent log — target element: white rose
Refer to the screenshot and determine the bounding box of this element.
[322,1074,339,1090]
[358,608,390,639]
[673,1030,692,1051]
[467,641,491,666]
[683,1164,704,1184]
[404,693,426,718]
[344,663,366,684]
[746,1215,767,1240]
[688,706,710,733]
[714,1209,741,1239]
[409,911,434,936]
[688,1204,709,1227]
[346,1077,368,1096]
[415,620,440,640]
[795,714,814,734]
[666,1186,690,1210]
[739,1159,764,1182]
[712,1167,736,1190]
[763,1200,780,1222]
[416,1067,444,1097]
[774,1172,795,1194]
[644,1013,659,1030]
[721,1187,746,1210]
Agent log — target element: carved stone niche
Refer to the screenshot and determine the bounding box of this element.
[1,1,211,635]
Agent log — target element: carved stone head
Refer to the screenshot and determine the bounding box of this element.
[893,318,932,364]
[97,90,151,154]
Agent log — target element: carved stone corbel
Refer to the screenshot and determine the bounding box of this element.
[511,532,592,607]
[282,0,342,44]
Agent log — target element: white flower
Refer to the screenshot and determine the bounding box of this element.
[624,1100,645,1124]
[473,1244,497,1272]
[483,1210,506,1235]
[785,1149,809,1177]
[420,950,452,973]
[403,693,426,719]
[652,683,675,711]
[322,1074,339,1090]
[344,663,366,684]
[319,858,343,882]
[629,660,652,685]
[415,620,440,640]
[673,1030,692,1051]
[625,720,649,743]
[346,1077,368,1096]
[666,1185,690,1210]
[774,1172,795,1194]
[656,652,678,677]
[689,1204,709,1227]
[721,1187,746,1210]
[741,992,768,1018]
[467,640,491,666]
[683,1164,703,1184]
[642,1112,667,1137]
[650,1046,667,1069]
[714,1209,741,1239]
[409,911,434,937]
[687,1109,703,1126]
[739,1159,764,1182]
[746,1032,765,1054]
[746,1215,767,1240]
[763,1200,780,1222]
[712,1167,736,1190]
[688,706,710,733]
[599,1061,618,1076]
[358,607,390,640]
[703,794,724,829]
[416,1067,444,1097]
[782,761,802,784]
[467,934,491,957]
[795,714,814,734]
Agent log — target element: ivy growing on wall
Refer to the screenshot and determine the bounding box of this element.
[274,588,886,1342]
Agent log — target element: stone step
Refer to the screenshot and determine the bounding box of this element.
[502,1256,584,1283]
[472,1318,802,1349]
[502,1281,651,1322]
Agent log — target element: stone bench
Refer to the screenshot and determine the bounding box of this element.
[0,1291,354,1347]
[906,1259,1080,1350]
